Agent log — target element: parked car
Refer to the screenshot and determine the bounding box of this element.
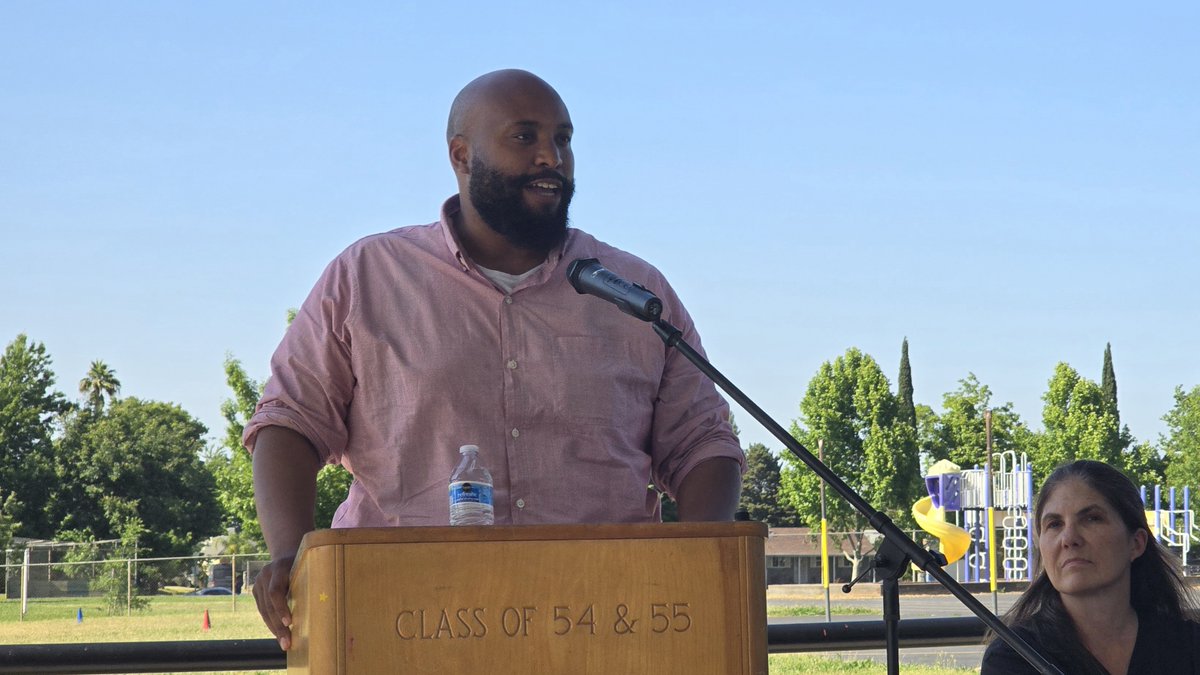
[192,586,233,595]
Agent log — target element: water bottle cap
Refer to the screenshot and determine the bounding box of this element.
[459,444,479,454]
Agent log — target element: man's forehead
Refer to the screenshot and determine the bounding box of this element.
[477,86,570,124]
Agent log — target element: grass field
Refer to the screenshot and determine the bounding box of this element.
[768,654,976,674]
[0,596,974,674]
[0,595,275,675]
[768,604,878,617]
[0,596,272,643]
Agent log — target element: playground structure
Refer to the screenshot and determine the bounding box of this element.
[916,452,1035,584]
[1141,484,1199,570]
[915,453,1200,583]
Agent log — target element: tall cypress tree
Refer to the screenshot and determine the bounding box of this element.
[1101,342,1119,425]
[898,338,916,429]
[738,443,799,527]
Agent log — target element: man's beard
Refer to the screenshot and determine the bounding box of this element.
[469,156,575,255]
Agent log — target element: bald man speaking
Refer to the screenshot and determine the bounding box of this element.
[244,70,745,649]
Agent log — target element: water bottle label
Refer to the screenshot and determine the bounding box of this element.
[449,481,493,506]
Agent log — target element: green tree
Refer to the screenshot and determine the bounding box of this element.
[1101,343,1119,425]
[206,356,265,542]
[779,348,921,577]
[922,374,1033,470]
[89,505,151,613]
[1125,440,1167,488]
[50,398,223,558]
[1035,363,1122,483]
[316,462,354,528]
[1099,344,1139,475]
[79,360,121,413]
[738,443,800,527]
[0,334,70,537]
[0,490,20,553]
[914,403,942,471]
[897,338,916,430]
[1163,385,1200,489]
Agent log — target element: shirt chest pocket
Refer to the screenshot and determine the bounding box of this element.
[545,336,659,427]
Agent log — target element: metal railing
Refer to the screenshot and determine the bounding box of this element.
[0,617,989,674]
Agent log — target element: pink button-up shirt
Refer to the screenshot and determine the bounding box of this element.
[244,197,744,527]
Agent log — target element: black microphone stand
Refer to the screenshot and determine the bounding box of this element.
[651,318,1061,675]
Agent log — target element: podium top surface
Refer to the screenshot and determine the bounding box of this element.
[295,521,767,559]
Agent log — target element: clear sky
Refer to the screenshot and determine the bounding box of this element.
[3,3,1197,460]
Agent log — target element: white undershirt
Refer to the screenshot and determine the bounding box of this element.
[476,263,544,294]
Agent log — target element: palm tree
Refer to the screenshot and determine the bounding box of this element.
[79,360,121,411]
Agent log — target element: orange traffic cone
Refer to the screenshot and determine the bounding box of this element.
[202,609,211,631]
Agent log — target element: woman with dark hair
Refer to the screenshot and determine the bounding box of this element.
[982,459,1200,674]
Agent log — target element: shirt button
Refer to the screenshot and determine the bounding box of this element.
[506,359,518,370]
[516,498,526,509]
[504,296,513,305]
[511,428,520,438]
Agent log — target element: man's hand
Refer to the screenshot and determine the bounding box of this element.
[253,554,297,651]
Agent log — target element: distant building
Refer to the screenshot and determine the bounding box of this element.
[765,527,876,585]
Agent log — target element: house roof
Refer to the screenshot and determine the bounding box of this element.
[765,527,877,557]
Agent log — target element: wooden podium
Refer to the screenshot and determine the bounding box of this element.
[287,522,767,674]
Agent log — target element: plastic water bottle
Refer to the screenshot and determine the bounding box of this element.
[449,444,494,525]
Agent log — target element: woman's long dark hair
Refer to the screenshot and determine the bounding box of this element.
[991,460,1197,674]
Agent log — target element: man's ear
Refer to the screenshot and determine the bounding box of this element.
[449,136,471,175]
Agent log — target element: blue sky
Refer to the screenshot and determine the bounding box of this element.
[2,3,1197,460]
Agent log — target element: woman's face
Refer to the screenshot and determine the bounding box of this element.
[1037,477,1147,600]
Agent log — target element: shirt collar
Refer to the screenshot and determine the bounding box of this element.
[437,194,576,280]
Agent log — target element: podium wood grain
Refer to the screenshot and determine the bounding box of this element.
[287,522,767,674]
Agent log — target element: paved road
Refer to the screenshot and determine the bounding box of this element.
[767,586,1023,671]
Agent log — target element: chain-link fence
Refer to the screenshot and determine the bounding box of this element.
[2,547,270,616]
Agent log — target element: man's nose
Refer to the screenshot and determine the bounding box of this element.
[534,139,562,169]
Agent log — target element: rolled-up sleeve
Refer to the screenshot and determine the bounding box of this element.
[646,278,745,498]
[243,254,357,465]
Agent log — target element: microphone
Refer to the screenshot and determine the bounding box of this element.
[566,258,663,322]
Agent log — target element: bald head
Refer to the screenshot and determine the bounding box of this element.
[447,69,567,142]
[443,69,576,267]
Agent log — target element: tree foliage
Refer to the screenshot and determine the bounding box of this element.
[1034,362,1122,483]
[897,338,916,430]
[206,356,264,541]
[1125,440,1167,488]
[50,397,223,557]
[0,490,20,553]
[738,443,800,527]
[779,348,922,539]
[1101,343,1119,425]
[921,373,1033,469]
[1163,385,1200,489]
[79,360,121,413]
[1097,343,1143,475]
[89,513,151,614]
[0,334,70,537]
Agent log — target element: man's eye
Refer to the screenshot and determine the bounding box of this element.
[514,133,533,142]
[557,135,572,146]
